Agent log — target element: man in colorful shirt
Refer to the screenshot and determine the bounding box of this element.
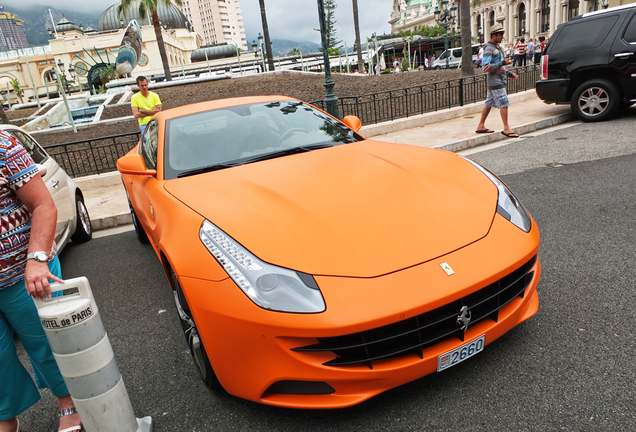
[0,130,83,432]
[131,75,162,134]
[475,24,519,138]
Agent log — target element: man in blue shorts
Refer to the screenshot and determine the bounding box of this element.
[475,24,519,137]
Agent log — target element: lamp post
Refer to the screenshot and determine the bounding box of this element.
[252,40,261,73]
[257,33,266,72]
[316,0,339,118]
[57,60,72,95]
[434,0,457,69]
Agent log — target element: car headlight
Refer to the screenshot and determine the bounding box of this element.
[462,157,532,232]
[199,220,326,313]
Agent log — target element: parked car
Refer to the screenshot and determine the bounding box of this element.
[536,3,636,121]
[0,125,92,252]
[117,96,541,408]
[431,44,480,69]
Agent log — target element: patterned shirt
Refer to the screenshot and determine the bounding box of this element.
[0,130,38,289]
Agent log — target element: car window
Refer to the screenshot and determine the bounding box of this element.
[472,46,480,55]
[141,119,159,170]
[622,14,636,43]
[551,15,619,53]
[439,50,450,60]
[454,49,462,58]
[4,130,48,164]
[163,101,363,180]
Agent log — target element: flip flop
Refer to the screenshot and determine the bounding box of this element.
[59,407,84,432]
[475,129,495,133]
[501,131,520,138]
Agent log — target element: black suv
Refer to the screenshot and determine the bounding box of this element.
[536,4,636,122]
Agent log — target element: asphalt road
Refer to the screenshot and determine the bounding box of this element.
[19,108,636,431]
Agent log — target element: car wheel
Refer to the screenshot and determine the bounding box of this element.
[126,194,149,244]
[170,270,224,392]
[570,79,620,122]
[70,194,92,243]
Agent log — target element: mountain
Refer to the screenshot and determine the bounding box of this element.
[7,5,101,47]
[268,39,322,57]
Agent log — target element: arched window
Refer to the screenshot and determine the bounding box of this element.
[569,0,579,19]
[542,0,551,32]
[519,3,527,36]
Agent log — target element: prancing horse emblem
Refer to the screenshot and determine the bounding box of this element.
[456,306,471,331]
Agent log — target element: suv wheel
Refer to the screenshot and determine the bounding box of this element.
[571,79,619,122]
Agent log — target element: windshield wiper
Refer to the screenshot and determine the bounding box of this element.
[177,161,244,178]
[241,143,335,165]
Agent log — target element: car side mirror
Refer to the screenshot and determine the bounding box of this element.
[117,153,157,176]
[36,164,47,177]
[342,115,362,132]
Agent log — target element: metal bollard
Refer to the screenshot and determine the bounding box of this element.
[33,277,152,432]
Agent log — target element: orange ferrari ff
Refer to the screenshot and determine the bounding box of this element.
[117,96,540,409]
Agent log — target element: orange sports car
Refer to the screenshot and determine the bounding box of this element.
[117,96,540,409]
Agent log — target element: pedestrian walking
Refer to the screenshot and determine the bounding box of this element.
[0,130,83,432]
[514,38,527,66]
[475,24,519,138]
[527,38,534,64]
[131,76,162,134]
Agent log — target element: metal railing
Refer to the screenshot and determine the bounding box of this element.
[47,65,540,178]
[311,64,540,125]
[44,132,140,178]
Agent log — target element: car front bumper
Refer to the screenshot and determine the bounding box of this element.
[180,215,541,408]
[536,78,570,104]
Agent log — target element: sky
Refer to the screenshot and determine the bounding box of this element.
[12,0,393,47]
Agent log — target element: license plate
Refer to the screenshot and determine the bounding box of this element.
[437,335,485,372]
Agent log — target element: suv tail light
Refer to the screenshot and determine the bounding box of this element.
[541,55,548,79]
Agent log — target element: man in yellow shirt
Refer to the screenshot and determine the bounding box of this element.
[131,76,162,134]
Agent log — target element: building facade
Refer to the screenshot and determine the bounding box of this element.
[0,7,29,52]
[390,0,635,46]
[178,0,247,50]
[0,5,202,105]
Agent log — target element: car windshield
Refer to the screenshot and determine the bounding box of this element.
[164,100,363,179]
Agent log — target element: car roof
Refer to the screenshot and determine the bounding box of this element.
[154,95,298,122]
[582,2,636,18]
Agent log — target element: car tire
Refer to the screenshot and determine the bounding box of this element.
[570,79,620,122]
[126,194,149,244]
[70,194,92,243]
[170,270,224,392]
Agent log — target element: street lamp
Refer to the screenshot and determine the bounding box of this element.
[57,60,71,95]
[257,33,266,72]
[316,0,339,118]
[434,0,457,69]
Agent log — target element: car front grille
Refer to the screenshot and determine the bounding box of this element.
[292,255,537,369]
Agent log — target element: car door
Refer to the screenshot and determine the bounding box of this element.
[610,10,636,100]
[6,130,74,243]
[128,119,161,242]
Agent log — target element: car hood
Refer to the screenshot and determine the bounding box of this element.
[164,140,497,278]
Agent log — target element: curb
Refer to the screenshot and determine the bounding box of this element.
[434,111,574,152]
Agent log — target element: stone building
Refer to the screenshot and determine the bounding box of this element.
[0,3,201,104]
[390,0,633,46]
[178,0,247,50]
[0,7,29,52]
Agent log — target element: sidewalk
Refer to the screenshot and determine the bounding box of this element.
[78,90,573,232]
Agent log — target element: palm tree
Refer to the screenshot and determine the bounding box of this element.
[118,0,182,81]
[10,79,24,104]
[258,0,276,71]
[352,0,364,73]
[459,0,474,76]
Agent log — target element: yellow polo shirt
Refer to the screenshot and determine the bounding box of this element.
[131,91,162,126]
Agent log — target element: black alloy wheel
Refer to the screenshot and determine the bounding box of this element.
[170,270,223,392]
[571,79,620,122]
[70,194,92,243]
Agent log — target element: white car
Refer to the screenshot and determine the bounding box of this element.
[1,124,92,252]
